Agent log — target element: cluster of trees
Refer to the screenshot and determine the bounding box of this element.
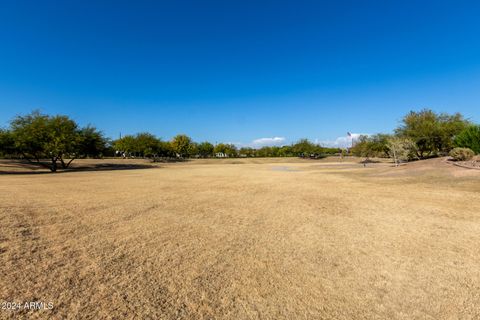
[0,111,340,172]
[239,140,339,158]
[113,133,215,159]
[350,109,480,163]
[114,135,339,159]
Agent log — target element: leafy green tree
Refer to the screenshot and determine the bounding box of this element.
[214,143,238,157]
[135,133,160,157]
[351,134,392,158]
[256,146,283,157]
[188,142,199,157]
[351,135,374,157]
[454,125,480,154]
[351,134,391,158]
[291,139,316,157]
[113,133,162,158]
[226,144,238,157]
[322,147,341,155]
[197,142,214,158]
[78,126,108,158]
[256,146,270,157]
[10,111,82,171]
[157,140,175,158]
[239,147,255,157]
[171,134,193,158]
[395,109,469,158]
[114,135,137,156]
[278,145,294,157]
[0,129,15,157]
[289,139,332,157]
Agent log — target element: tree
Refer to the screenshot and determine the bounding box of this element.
[351,135,374,158]
[387,137,418,166]
[135,133,160,157]
[0,129,15,157]
[189,142,200,157]
[171,134,193,158]
[157,140,175,158]
[113,133,163,158]
[214,143,238,157]
[278,145,294,157]
[291,139,316,157]
[78,126,108,158]
[114,135,137,157]
[351,134,391,158]
[10,111,81,172]
[395,109,469,158]
[197,142,214,158]
[454,125,480,154]
[239,147,255,157]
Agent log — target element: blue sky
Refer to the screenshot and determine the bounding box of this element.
[1,1,480,147]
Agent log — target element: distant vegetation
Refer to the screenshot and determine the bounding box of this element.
[350,109,478,165]
[449,147,475,161]
[0,111,109,172]
[0,110,338,171]
[453,124,480,154]
[1,108,479,172]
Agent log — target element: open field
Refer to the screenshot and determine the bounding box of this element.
[1,157,480,319]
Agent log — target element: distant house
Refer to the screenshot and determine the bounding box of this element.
[215,152,228,158]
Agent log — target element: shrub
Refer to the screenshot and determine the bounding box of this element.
[449,147,475,161]
[387,137,418,165]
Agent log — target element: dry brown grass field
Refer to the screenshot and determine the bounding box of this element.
[1,157,480,319]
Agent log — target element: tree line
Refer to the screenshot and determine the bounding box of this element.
[1,109,479,171]
[350,109,480,163]
[0,110,339,171]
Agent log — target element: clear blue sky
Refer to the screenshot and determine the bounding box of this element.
[1,1,480,147]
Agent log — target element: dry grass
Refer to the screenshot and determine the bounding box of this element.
[1,157,479,319]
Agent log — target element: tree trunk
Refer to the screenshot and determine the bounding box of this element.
[392,147,398,167]
[65,158,75,168]
[59,156,76,169]
[60,157,66,168]
[50,158,58,172]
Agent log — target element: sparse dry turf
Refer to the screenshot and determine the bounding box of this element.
[1,157,480,319]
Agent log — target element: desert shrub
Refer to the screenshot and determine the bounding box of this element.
[449,147,474,161]
[387,137,418,164]
[350,134,391,158]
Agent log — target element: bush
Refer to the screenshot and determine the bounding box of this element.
[449,147,475,161]
[387,137,418,164]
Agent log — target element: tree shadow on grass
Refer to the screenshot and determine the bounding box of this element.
[0,162,157,175]
[359,158,382,164]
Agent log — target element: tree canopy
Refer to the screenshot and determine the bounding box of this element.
[395,109,469,158]
[171,134,194,158]
[9,111,80,171]
[454,125,480,154]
